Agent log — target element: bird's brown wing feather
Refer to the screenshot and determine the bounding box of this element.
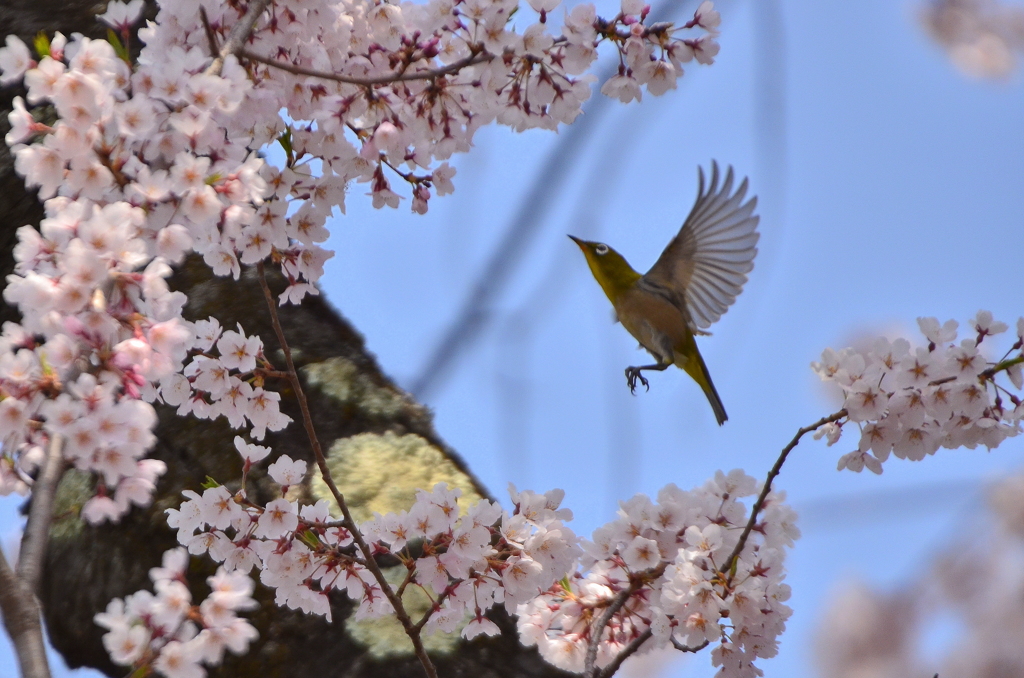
[644,161,760,331]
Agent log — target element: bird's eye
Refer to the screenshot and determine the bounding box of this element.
[595,243,609,255]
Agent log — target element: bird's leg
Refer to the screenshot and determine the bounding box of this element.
[625,361,670,394]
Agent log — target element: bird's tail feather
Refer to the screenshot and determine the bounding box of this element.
[679,348,728,426]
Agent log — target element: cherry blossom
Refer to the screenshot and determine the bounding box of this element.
[96,547,258,678]
[813,312,1024,474]
[99,1,146,34]
[518,470,792,675]
[0,35,32,86]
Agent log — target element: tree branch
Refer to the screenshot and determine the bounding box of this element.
[582,590,630,678]
[0,434,66,678]
[670,637,710,653]
[206,0,274,76]
[17,434,65,594]
[723,409,848,578]
[0,548,50,678]
[238,47,492,86]
[256,263,438,678]
[592,635,708,678]
[593,628,650,678]
[583,562,668,678]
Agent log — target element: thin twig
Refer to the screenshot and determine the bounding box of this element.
[206,0,274,76]
[984,353,1024,378]
[198,7,221,57]
[239,47,492,86]
[253,368,292,382]
[396,566,415,598]
[583,590,631,678]
[255,264,438,678]
[583,563,667,678]
[412,587,453,634]
[304,518,351,529]
[670,637,710,653]
[927,353,1024,388]
[723,409,848,578]
[591,628,652,678]
[17,434,66,594]
[0,549,50,678]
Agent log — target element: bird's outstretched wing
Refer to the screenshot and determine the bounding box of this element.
[644,161,760,331]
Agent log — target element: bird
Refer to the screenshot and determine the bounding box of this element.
[569,161,759,425]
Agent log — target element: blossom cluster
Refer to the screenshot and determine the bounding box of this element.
[163,443,793,678]
[0,280,290,522]
[3,0,722,218]
[166,439,581,628]
[0,205,187,516]
[519,470,794,677]
[0,9,276,518]
[170,319,291,440]
[812,312,1024,474]
[95,547,259,678]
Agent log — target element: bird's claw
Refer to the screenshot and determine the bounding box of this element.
[625,367,649,394]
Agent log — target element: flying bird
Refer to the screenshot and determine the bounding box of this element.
[569,161,760,425]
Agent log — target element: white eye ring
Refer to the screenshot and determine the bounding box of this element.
[595,243,609,255]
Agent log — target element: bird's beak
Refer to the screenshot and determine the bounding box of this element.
[567,235,584,249]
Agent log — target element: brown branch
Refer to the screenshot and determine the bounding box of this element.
[583,590,631,678]
[723,410,848,579]
[583,562,668,678]
[304,518,351,530]
[670,637,710,653]
[255,263,438,678]
[590,631,707,678]
[198,7,222,59]
[592,628,650,678]
[396,566,415,598]
[206,0,274,76]
[17,434,65,594]
[0,549,50,678]
[238,47,492,86]
[412,586,453,634]
[0,434,63,678]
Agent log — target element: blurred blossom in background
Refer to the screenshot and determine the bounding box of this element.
[921,0,1024,78]
[815,474,1024,678]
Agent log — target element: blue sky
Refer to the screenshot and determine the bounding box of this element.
[3,0,1023,676]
